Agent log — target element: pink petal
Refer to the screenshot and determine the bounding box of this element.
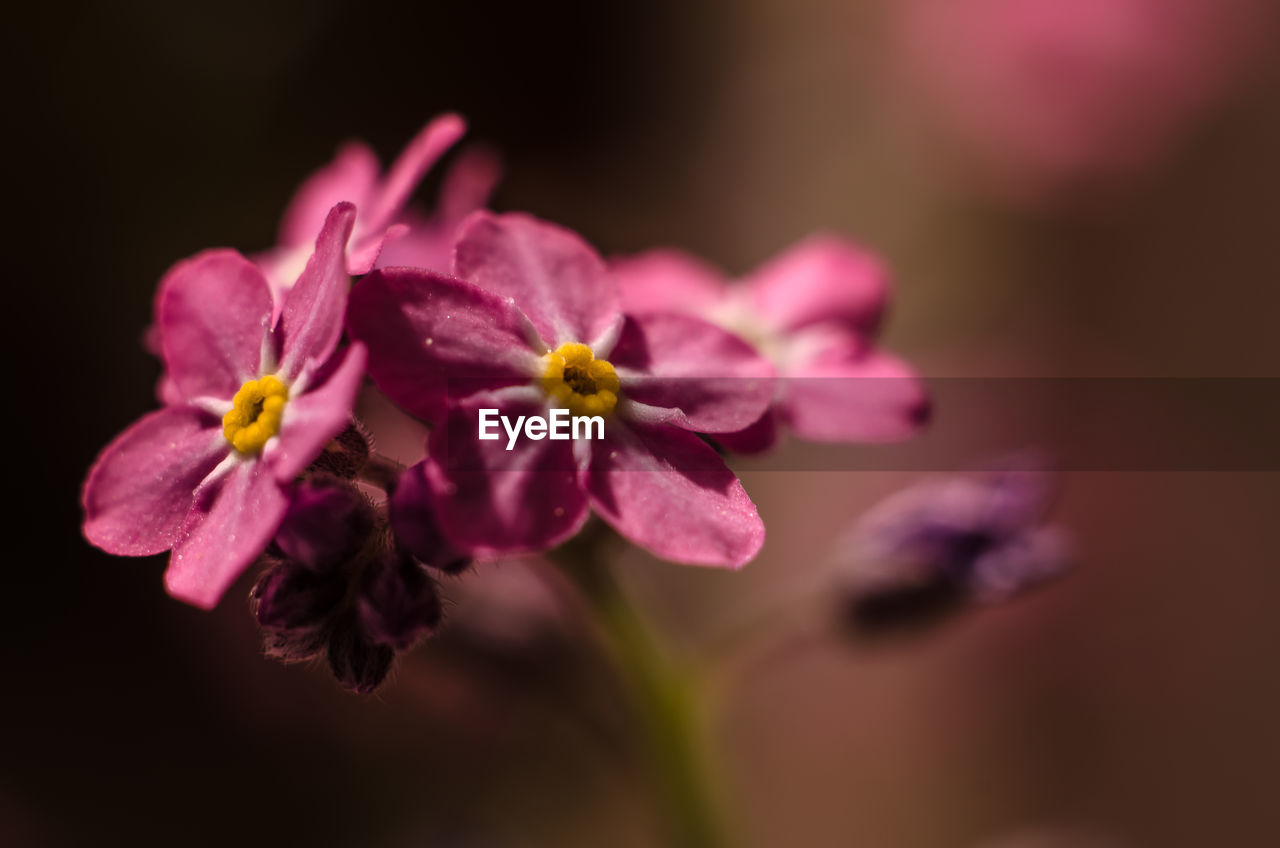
[83,408,229,556]
[453,211,620,349]
[611,249,728,316]
[610,313,775,433]
[425,394,589,556]
[583,421,764,568]
[277,202,357,380]
[165,459,290,609]
[159,250,273,401]
[436,144,502,226]
[370,208,450,272]
[347,268,544,422]
[267,343,368,482]
[155,374,184,407]
[346,220,406,277]
[374,145,503,273]
[742,234,889,334]
[278,142,379,249]
[780,328,930,442]
[713,411,780,454]
[359,113,467,243]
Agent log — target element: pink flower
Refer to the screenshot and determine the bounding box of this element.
[255,113,466,298]
[373,145,502,272]
[82,204,368,609]
[347,212,775,567]
[610,235,928,452]
[892,0,1273,197]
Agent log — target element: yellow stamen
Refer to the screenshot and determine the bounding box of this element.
[222,375,290,454]
[540,342,619,417]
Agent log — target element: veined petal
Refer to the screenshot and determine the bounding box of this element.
[278,141,379,250]
[277,202,357,380]
[159,249,274,402]
[452,211,620,349]
[779,328,930,443]
[347,268,544,422]
[611,249,728,316]
[165,459,290,609]
[426,394,589,556]
[742,234,888,334]
[267,343,368,482]
[610,313,775,433]
[82,408,229,556]
[583,421,764,568]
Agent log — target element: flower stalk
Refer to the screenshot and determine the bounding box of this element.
[556,524,731,848]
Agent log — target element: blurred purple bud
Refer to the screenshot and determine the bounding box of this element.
[307,422,371,479]
[274,476,375,571]
[250,560,347,632]
[327,616,395,694]
[837,460,1071,634]
[390,462,471,573]
[356,552,443,651]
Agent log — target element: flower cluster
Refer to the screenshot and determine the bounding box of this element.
[83,114,932,691]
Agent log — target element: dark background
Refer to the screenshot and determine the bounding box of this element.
[8,1,1280,846]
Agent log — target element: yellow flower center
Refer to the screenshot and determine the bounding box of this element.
[541,342,620,417]
[222,375,289,454]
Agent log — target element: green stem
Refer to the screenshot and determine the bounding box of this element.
[557,527,731,848]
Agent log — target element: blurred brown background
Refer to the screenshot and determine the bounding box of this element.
[7,1,1280,846]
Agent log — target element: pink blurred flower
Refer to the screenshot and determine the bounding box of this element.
[255,113,466,297]
[893,0,1273,196]
[611,235,928,452]
[374,145,502,272]
[83,204,368,609]
[348,211,774,567]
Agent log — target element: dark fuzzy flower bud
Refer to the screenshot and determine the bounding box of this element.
[259,625,332,664]
[307,422,371,479]
[250,560,348,632]
[274,476,375,571]
[836,462,1070,636]
[327,616,395,694]
[390,462,471,574]
[356,552,443,651]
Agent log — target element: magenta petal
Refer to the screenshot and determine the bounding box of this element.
[159,250,273,401]
[713,410,780,454]
[742,235,888,334]
[370,209,450,272]
[611,249,728,316]
[610,313,775,433]
[347,222,406,277]
[436,144,502,226]
[453,211,619,348]
[347,268,544,422]
[278,202,357,380]
[583,421,764,568]
[780,330,930,443]
[360,113,466,241]
[374,146,503,273]
[165,459,290,609]
[83,408,229,556]
[267,343,367,482]
[426,395,589,556]
[279,142,379,249]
